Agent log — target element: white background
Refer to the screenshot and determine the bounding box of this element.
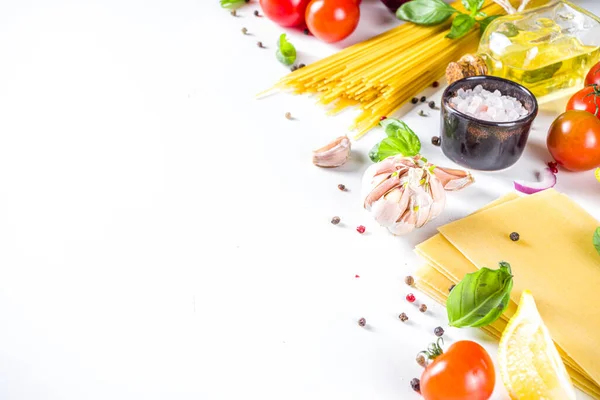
[0,0,599,399]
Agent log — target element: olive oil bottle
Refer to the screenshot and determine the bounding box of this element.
[447,0,600,104]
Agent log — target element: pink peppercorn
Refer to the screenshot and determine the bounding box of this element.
[406,293,416,303]
[356,225,366,234]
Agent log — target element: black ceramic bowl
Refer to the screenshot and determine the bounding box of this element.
[440,76,538,171]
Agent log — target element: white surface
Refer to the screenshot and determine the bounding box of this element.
[0,0,599,399]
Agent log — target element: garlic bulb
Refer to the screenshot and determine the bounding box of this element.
[313,136,351,168]
[362,155,474,235]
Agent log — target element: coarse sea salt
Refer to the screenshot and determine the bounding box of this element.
[450,85,529,122]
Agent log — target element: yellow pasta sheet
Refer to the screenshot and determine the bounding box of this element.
[414,190,600,398]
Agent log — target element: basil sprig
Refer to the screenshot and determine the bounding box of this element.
[276,34,297,66]
[369,118,421,162]
[447,261,513,328]
[220,0,247,9]
[397,0,501,40]
[594,227,600,256]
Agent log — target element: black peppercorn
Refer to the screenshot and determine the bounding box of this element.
[432,81,439,88]
[298,63,306,69]
[253,10,260,16]
[303,28,310,35]
[399,312,408,322]
[431,136,441,146]
[410,378,421,393]
[338,184,346,191]
[434,326,444,337]
[510,232,520,241]
[331,216,341,225]
[290,65,298,72]
[419,304,427,313]
[420,96,426,103]
[241,27,248,35]
[404,276,414,286]
[428,101,436,109]
[411,97,418,104]
[358,317,366,327]
[257,41,264,48]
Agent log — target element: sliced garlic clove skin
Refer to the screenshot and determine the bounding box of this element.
[312,136,351,168]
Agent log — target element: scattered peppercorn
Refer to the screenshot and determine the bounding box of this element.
[410,378,421,393]
[253,10,260,16]
[510,232,520,241]
[416,354,427,368]
[230,9,237,16]
[356,225,366,234]
[420,96,427,103]
[285,112,292,120]
[331,216,341,225]
[358,317,366,327]
[419,304,427,313]
[449,284,455,293]
[303,28,310,35]
[290,65,298,72]
[411,97,418,104]
[338,184,346,191]
[257,41,264,48]
[428,101,436,109]
[241,27,248,35]
[380,116,387,121]
[434,326,444,337]
[404,275,414,286]
[431,136,441,146]
[298,63,306,69]
[432,81,439,88]
[399,312,408,322]
[406,293,416,303]
[418,110,428,117]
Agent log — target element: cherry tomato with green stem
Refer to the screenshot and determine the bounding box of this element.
[566,85,600,118]
[305,0,360,43]
[547,110,600,172]
[259,0,311,27]
[420,340,495,400]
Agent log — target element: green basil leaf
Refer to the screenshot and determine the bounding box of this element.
[396,0,457,26]
[594,227,600,256]
[381,118,421,154]
[369,119,421,162]
[220,0,246,9]
[447,261,514,328]
[462,0,484,13]
[446,14,476,39]
[275,34,297,66]
[479,15,500,35]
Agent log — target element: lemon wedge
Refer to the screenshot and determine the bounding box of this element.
[498,290,576,400]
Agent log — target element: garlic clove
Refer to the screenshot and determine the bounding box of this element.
[312,136,351,168]
[432,166,475,191]
[364,175,401,209]
[428,175,447,220]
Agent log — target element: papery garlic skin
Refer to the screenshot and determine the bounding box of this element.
[312,136,351,168]
[362,155,474,235]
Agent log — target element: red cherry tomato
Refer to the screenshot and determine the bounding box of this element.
[305,0,360,43]
[420,341,495,400]
[547,110,600,172]
[586,61,600,86]
[259,0,311,27]
[566,85,600,119]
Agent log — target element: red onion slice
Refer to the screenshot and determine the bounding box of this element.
[514,167,557,195]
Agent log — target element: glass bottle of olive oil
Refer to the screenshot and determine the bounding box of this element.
[446,0,600,104]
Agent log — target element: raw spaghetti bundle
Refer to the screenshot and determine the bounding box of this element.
[261,1,510,139]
